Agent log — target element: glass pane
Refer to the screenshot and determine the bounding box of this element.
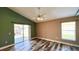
[24,25,31,41]
[62,31,75,41]
[61,22,76,41]
[62,22,75,30]
[14,24,24,43]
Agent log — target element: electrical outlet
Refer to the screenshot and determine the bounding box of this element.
[9,32,11,36]
[5,40,8,44]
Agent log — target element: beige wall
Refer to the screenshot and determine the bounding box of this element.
[36,16,79,45]
[37,20,61,40]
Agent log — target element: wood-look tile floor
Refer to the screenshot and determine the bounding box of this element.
[2,38,79,51]
[31,38,79,51]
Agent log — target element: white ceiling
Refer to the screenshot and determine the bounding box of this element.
[9,7,79,23]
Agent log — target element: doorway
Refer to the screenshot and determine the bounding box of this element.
[14,24,31,44]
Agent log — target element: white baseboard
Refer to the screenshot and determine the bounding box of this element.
[32,37,79,47]
[0,44,14,50]
[32,37,38,39]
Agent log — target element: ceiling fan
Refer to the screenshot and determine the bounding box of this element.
[36,7,46,21]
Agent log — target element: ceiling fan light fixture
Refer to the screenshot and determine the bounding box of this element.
[36,7,45,21]
[37,17,44,21]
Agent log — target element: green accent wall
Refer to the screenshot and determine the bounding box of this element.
[0,7,36,47]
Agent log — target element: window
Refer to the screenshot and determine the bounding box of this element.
[61,21,76,41]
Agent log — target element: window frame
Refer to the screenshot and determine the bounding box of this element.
[61,21,76,41]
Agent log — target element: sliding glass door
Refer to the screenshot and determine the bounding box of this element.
[14,24,31,44]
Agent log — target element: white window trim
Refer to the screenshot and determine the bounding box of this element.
[61,21,76,41]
